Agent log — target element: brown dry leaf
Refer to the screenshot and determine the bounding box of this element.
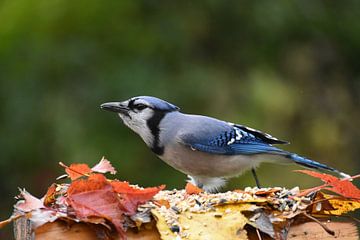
[152,203,256,240]
[246,209,275,238]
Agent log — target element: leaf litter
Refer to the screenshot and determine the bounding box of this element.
[0,158,359,239]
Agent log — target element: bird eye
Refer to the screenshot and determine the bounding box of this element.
[133,103,147,111]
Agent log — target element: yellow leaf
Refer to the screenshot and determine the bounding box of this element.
[152,203,256,240]
[312,193,360,216]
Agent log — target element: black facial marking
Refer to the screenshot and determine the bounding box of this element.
[147,111,166,155]
[133,103,147,111]
[128,99,137,109]
[128,98,149,112]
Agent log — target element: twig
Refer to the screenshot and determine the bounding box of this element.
[58,162,90,178]
[255,228,263,240]
[0,213,27,229]
[302,212,335,236]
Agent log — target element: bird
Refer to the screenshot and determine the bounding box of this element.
[101,96,349,192]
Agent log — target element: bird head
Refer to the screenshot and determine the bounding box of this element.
[101,96,179,147]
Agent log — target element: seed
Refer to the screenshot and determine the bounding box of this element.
[170,225,180,233]
[171,206,180,214]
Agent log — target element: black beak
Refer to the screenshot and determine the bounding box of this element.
[100,102,129,114]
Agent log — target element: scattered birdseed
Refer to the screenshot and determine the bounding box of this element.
[144,186,313,234]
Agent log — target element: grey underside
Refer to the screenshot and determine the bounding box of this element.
[157,112,289,178]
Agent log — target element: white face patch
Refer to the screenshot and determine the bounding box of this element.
[118,101,155,146]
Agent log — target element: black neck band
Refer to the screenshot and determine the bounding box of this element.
[146,111,166,155]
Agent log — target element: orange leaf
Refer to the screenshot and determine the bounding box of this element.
[254,188,282,196]
[185,182,203,194]
[65,163,92,180]
[154,199,170,209]
[296,170,360,199]
[43,184,57,206]
[111,181,165,214]
[67,173,109,195]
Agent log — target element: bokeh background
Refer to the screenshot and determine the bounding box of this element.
[1,1,360,237]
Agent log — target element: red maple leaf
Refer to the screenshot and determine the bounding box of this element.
[296,170,360,199]
[66,173,164,237]
[67,174,126,238]
[111,181,165,214]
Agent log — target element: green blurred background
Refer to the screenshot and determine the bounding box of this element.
[1,1,360,237]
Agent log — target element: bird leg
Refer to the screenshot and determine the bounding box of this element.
[251,168,261,188]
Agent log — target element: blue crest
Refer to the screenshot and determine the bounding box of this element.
[134,96,180,112]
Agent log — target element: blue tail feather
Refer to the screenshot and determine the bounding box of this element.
[287,153,350,178]
[288,153,335,171]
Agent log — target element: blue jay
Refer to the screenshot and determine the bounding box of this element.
[101,96,349,192]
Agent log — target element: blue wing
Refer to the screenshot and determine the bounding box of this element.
[180,121,346,175]
[183,124,288,156]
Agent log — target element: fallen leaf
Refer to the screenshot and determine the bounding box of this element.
[153,199,170,209]
[325,198,360,215]
[185,182,203,195]
[67,174,126,238]
[65,163,92,180]
[43,184,57,206]
[29,208,66,229]
[247,209,275,239]
[312,193,360,216]
[295,170,360,199]
[254,188,282,197]
[15,188,44,212]
[91,157,117,175]
[111,181,165,214]
[152,203,254,240]
[6,158,360,239]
